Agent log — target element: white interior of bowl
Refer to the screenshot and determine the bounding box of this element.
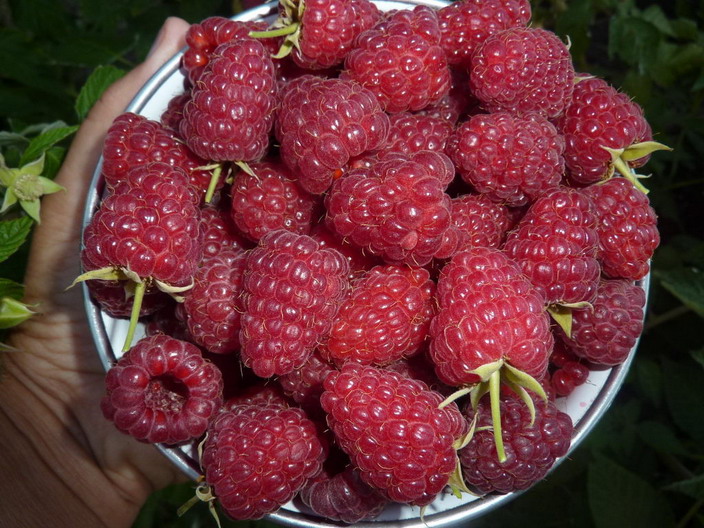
[81,1,649,526]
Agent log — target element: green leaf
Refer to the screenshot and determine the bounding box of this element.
[0,131,30,149]
[664,474,704,500]
[0,278,24,300]
[588,455,675,528]
[609,15,662,75]
[662,356,704,442]
[75,65,127,121]
[0,217,34,263]
[637,420,688,455]
[19,125,79,167]
[655,267,704,318]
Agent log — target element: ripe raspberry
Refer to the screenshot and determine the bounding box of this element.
[299,466,388,523]
[160,90,191,134]
[101,112,214,200]
[429,246,553,386]
[309,223,379,279]
[449,193,512,252]
[469,27,574,119]
[182,250,247,355]
[503,187,600,306]
[145,302,194,344]
[438,0,531,66]
[320,363,467,505]
[384,112,454,155]
[100,334,223,444]
[414,68,473,124]
[342,6,450,113]
[558,77,653,185]
[350,0,382,37]
[201,404,326,520]
[180,38,277,163]
[278,350,336,416]
[240,230,350,378]
[199,202,250,260]
[276,75,390,194]
[85,279,170,319]
[558,279,646,366]
[325,150,454,266]
[229,160,317,242]
[446,111,564,207]
[584,177,659,280]
[459,390,573,494]
[319,264,436,366]
[549,350,589,397]
[224,382,292,410]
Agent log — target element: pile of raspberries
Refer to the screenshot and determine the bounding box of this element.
[83,0,665,523]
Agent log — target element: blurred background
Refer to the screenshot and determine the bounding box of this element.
[1,0,703,526]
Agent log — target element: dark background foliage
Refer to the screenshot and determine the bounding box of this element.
[1,0,703,526]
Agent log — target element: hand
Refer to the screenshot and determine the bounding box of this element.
[0,17,191,528]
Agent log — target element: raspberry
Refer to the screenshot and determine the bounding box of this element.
[319,264,436,366]
[229,159,317,242]
[201,404,326,520]
[449,193,512,252]
[180,38,277,163]
[459,390,573,494]
[584,177,659,280]
[320,363,467,505]
[160,91,191,134]
[299,466,388,523]
[469,27,574,119]
[429,246,553,386]
[278,350,336,416]
[503,187,600,306]
[446,112,565,207]
[384,112,454,155]
[350,0,382,37]
[199,202,250,260]
[325,150,454,266]
[275,75,390,194]
[558,77,653,186]
[438,0,531,65]
[224,383,292,409]
[309,223,379,279]
[342,6,450,113]
[558,279,646,366]
[85,279,170,319]
[145,302,194,344]
[100,334,223,444]
[240,230,350,377]
[414,68,473,124]
[182,250,247,355]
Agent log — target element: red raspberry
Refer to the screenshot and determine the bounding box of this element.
[558,77,653,186]
[429,247,553,386]
[160,90,191,134]
[446,111,565,207]
[414,68,473,124]
[584,177,659,280]
[278,350,336,416]
[350,0,382,37]
[325,150,454,266]
[201,404,326,520]
[469,27,574,119]
[299,466,388,523]
[224,383,292,409]
[229,159,317,242]
[320,363,467,506]
[101,112,214,200]
[384,112,454,155]
[438,0,531,66]
[182,250,247,355]
[180,38,277,163]
[449,193,512,252]
[558,279,646,366]
[309,223,379,279]
[85,279,170,319]
[276,75,390,194]
[100,334,223,444]
[550,359,589,397]
[145,302,194,344]
[459,390,573,494]
[342,6,450,113]
[199,202,250,260]
[319,264,436,367]
[503,187,600,305]
[240,230,350,378]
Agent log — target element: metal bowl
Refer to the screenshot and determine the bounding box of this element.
[81,1,650,525]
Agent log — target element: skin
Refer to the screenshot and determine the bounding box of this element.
[0,17,192,528]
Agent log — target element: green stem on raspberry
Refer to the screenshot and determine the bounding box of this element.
[249,22,300,39]
[204,164,222,204]
[488,368,506,463]
[122,279,146,352]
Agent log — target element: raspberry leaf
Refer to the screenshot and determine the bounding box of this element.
[0,216,33,263]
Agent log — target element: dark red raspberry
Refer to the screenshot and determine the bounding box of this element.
[342,6,450,113]
[325,150,454,266]
[469,27,574,119]
[459,390,573,494]
[319,264,435,366]
[320,363,467,506]
[449,193,512,252]
[180,38,277,163]
[384,112,454,155]
[182,250,246,355]
[100,334,223,445]
[309,223,379,279]
[229,159,317,242]
[558,77,653,186]
[101,112,214,200]
[85,279,170,319]
[429,246,553,386]
[278,350,336,416]
[276,75,390,194]
[384,352,454,397]
[550,359,589,397]
[558,279,646,366]
[414,68,473,124]
[438,0,531,66]
[199,202,250,261]
[446,111,564,207]
[240,230,350,378]
[584,177,659,280]
[299,466,388,523]
[201,404,326,520]
[160,90,191,134]
[503,187,600,306]
[145,302,194,344]
[224,382,292,410]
